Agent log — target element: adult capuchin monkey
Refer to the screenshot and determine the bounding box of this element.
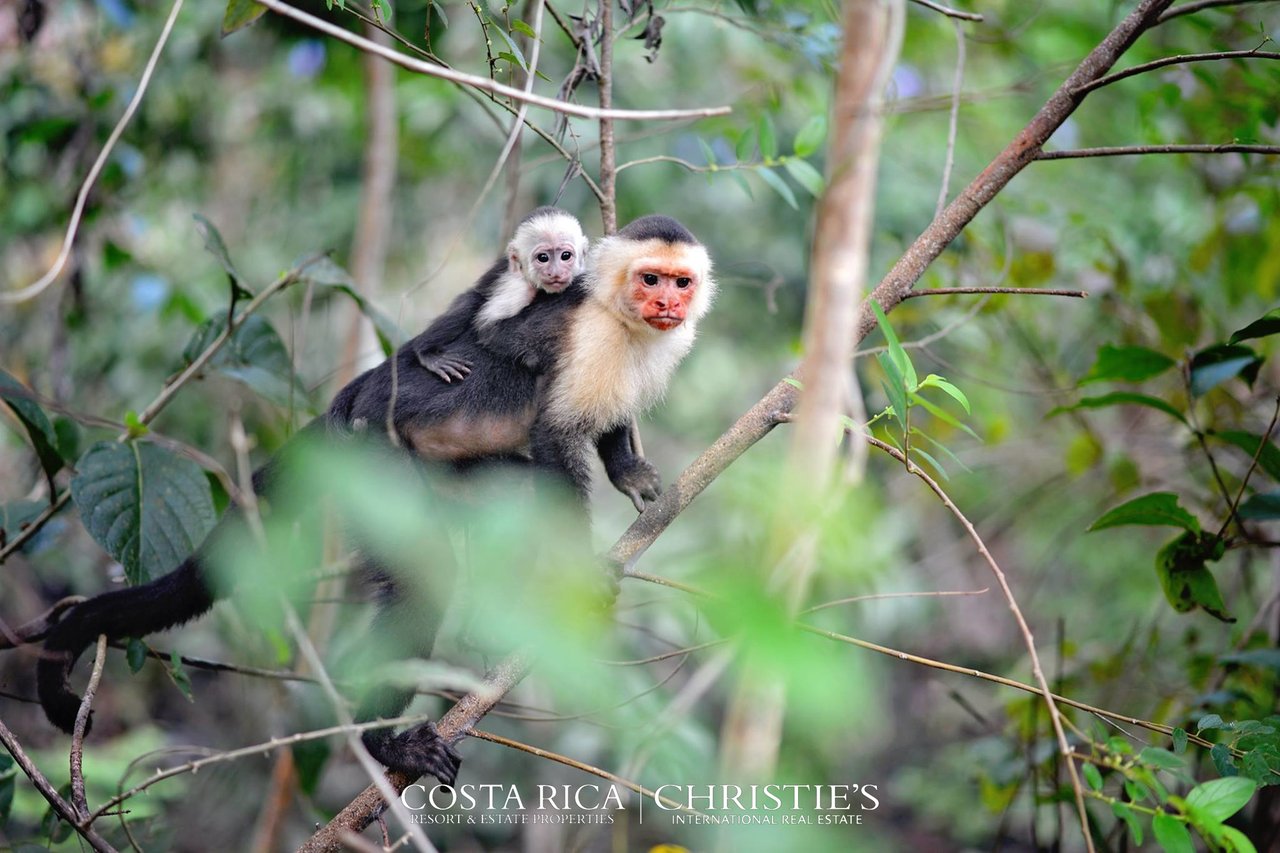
[36,214,713,787]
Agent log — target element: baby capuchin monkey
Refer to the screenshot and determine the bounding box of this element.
[411,206,588,383]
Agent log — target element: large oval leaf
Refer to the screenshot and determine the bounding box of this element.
[70,441,216,584]
[1184,776,1257,823]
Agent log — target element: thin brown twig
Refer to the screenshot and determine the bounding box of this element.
[0,717,119,851]
[863,434,1091,848]
[903,286,1087,298]
[70,635,109,820]
[909,0,983,20]
[1156,0,1275,23]
[468,729,702,814]
[1218,395,1280,538]
[255,0,730,122]
[86,714,434,824]
[801,587,990,614]
[2,0,185,306]
[1038,143,1280,159]
[1074,47,1280,95]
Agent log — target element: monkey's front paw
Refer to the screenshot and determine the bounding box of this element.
[610,459,663,513]
[417,351,474,384]
[386,722,462,785]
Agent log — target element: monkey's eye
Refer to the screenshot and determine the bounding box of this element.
[536,253,550,263]
[561,251,573,261]
[642,273,659,286]
[676,277,692,288]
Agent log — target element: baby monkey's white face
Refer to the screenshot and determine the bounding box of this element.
[526,238,583,292]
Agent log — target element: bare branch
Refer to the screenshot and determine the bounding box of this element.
[1074,47,1280,95]
[0,595,84,649]
[935,19,967,218]
[468,729,700,813]
[1038,143,1280,159]
[801,587,989,614]
[909,0,983,21]
[1,0,185,306]
[864,435,1092,851]
[903,286,1087,298]
[254,0,731,122]
[1157,0,1276,23]
[87,714,433,824]
[0,717,119,851]
[70,635,109,820]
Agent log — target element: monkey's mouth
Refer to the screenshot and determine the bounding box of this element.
[645,315,683,330]
[543,279,571,292]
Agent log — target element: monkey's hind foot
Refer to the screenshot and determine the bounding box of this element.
[417,351,474,384]
[369,722,462,785]
[609,458,663,513]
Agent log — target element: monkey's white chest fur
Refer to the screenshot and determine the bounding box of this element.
[547,300,695,435]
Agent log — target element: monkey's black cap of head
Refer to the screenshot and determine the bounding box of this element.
[617,215,698,245]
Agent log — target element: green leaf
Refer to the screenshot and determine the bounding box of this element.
[783,377,803,389]
[793,115,827,157]
[429,0,449,27]
[70,441,217,585]
[1213,431,1280,482]
[1198,714,1226,732]
[1211,743,1238,776]
[222,0,268,35]
[756,167,798,209]
[911,394,980,440]
[1047,392,1188,426]
[872,302,917,390]
[0,368,64,485]
[511,19,538,39]
[697,137,718,168]
[492,26,529,71]
[1229,308,1280,344]
[911,447,948,480]
[1155,531,1232,622]
[496,51,524,69]
[913,429,972,472]
[0,755,13,829]
[1239,492,1280,520]
[1081,344,1176,384]
[735,127,756,163]
[918,374,971,413]
[1184,776,1257,822]
[1088,492,1201,532]
[1083,762,1103,790]
[42,784,74,843]
[1111,801,1142,845]
[296,256,401,356]
[1152,812,1194,853]
[1173,728,1188,754]
[878,355,909,433]
[757,114,777,160]
[183,314,311,409]
[126,638,147,673]
[1139,746,1185,770]
[1189,343,1263,397]
[783,158,825,196]
[192,214,247,292]
[1214,824,1259,853]
[729,171,754,200]
[169,649,193,700]
[1219,648,1280,672]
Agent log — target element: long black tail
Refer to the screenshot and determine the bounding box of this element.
[37,417,334,734]
[37,552,217,732]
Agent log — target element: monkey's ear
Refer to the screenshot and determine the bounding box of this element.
[507,250,522,273]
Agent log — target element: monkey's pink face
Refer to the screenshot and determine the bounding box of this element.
[529,242,581,292]
[630,265,699,331]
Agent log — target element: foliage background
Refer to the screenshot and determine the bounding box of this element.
[2,0,1280,849]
